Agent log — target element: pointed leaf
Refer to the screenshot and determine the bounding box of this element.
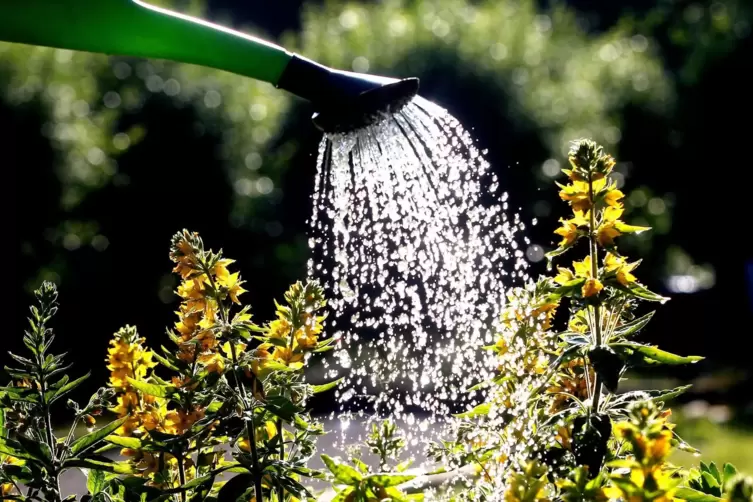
[674,487,722,502]
[62,457,135,475]
[322,455,363,484]
[612,343,703,365]
[612,312,654,338]
[50,372,90,404]
[311,377,343,394]
[86,468,107,494]
[368,473,416,487]
[724,463,739,484]
[647,385,692,402]
[216,473,254,501]
[454,402,491,419]
[614,222,650,234]
[105,435,142,450]
[264,395,303,421]
[70,416,129,456]
[627,282,669,303]
[127,378,177,398]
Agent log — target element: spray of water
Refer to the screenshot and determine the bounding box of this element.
[307,96,534,474]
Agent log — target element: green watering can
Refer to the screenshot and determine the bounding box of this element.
[0,0,419,133]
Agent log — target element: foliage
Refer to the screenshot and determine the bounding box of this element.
[2,230,338,501]
[422,139,738,501]
[4,140,752,502]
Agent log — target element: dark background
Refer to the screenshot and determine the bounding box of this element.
[4,0,752,418]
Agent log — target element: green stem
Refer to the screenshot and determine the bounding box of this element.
[278,418,285,502]
[35,350,61,502]
[588,173,604,414]
[230,344,264,502]
[177,453,187,502]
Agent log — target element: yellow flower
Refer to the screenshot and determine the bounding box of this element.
[212,258,234,281]
[218,272,246,304]
[597,205,624,247]
[531,301,559,330]
[112,391,140,417]
[250,343,273,376]
[603,185,624,207]
[295,330,318,350]
[582,277,603,297]
[198,352,225,374]
[268,318,292,339]
[559,178,607,212]
[273,346,304,369]
[164,408,204,435]
[554,267,575,285]
[554,210,589,247]
[604,253,638,286]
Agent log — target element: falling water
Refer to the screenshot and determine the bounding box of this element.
[308,97,532,461]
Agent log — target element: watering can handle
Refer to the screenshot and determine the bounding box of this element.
[0,0,293,85]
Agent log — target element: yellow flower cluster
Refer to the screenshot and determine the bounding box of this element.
[603,402,680,502]
[550,140,648,298]
[106,326,205,440]
[169,230,247,374]
[106,326,162,436]
[250,282,326,378]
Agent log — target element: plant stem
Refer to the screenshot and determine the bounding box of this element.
[278,418,285,502]
[230,344,264,502]
[177,454,187,502]
[36,348,61,502]
[588,173,604,414]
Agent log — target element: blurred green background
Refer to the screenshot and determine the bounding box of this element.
[5,0,753,470]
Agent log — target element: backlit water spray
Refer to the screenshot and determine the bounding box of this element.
[308,96,534,476]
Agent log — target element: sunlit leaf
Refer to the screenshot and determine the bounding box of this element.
[453,402,491,419]
[127,378,177,398]
[70,416,129,456]
[311,377,343,394]
[322,454,363,484]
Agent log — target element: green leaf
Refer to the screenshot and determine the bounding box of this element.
[15,434,53,466]
[702,471,722,495]
[453,402,491,419]
[63,458,135,475]
[708,462,722,484]
[70,416,129,457]
[86,468,107,494]
[724,463,739,484]
[646,385,692,402]
[105,435,142,450]
[613,343,703,365]
[589,346,624,393]
[368,473,415,487]
[0,385,40,403]
[260,360,299,373]
[0,437,39,462]
[152,352,181,372]
[627,282,669,303]
[265,395,303,421]
[127,378,177,398]
[612,311,654,338]
[311,377,343,394]
[216,473,254,502]
[322,455,363,484]
[614,222,650,234]
[674,487,722,502]
[50,372,90,404]
[314,337,338,353]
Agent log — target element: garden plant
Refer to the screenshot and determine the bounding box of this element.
[2,140,751,502]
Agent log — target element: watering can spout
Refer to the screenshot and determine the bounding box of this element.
[0,0,419,133]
